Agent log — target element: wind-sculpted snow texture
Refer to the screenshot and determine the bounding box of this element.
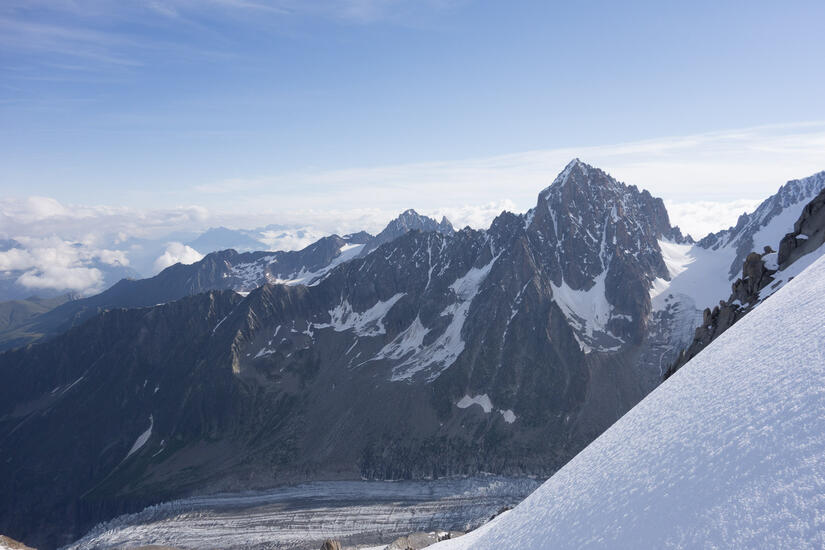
[433,253,825,550]
[67,477,538,550]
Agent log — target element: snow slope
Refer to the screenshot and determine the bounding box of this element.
[434,253,825,549]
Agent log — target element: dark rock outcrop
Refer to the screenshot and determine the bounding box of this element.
[778,186,825,265]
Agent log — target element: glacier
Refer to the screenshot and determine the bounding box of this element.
[66,477,539,550]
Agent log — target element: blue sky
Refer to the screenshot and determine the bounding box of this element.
[2,0,824,231]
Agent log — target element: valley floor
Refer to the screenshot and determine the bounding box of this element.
[66,476,539,550]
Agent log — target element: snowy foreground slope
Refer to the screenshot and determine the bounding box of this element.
[434,254,825,550]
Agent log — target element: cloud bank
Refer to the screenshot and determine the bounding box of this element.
[153,242,204,272]
[0,235,130,296]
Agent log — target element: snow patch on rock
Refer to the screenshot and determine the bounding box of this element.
[319,293,405,337]
[126,415,153,460]
[456,394,517,423]
[389,256,498,382]
[456,394,493,413]
[551,270,624,353]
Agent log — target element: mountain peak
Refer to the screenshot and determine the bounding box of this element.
[382,209,454,235]
[561,156,589,175]
[358,209,455,256]
[540,158,607,196]
[565,157,585,169]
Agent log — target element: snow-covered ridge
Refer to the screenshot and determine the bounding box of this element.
[434,253,825,550]
[275,242,365,286]
[228,242,366,290]
[647,175,825,377]
[758,239,825,301]
[698,171,825,277]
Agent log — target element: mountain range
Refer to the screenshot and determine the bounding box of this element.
[1,160,824,549]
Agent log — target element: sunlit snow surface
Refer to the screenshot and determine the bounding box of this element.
[551,270,624,353]
[67,477,539,550]
[434,254,825,550]
[650,239,734,312]
[316,292,406,337]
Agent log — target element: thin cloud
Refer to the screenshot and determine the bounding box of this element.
[664,199,764,240]
[0,16,143,67]
[193,121,825,212]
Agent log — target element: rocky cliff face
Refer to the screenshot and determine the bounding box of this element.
[666,187,825,378]
[778,186,825,265]
[525,160,688,352]
[0,290,244,548]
